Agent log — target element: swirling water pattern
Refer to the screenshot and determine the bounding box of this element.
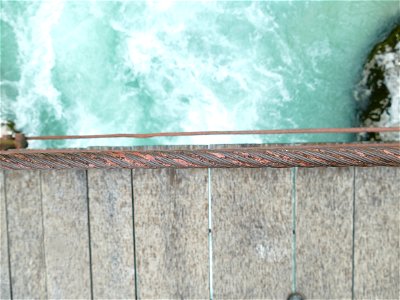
[1,1,399,148]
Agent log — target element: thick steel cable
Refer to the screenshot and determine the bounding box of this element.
[26,127,400,140]
[1,143,399,170]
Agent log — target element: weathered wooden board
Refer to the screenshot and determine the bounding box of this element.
[0,171,11,299]
[296,168,353,298]
[354,167,399,299]
[4,170,47,299]
[212,168,292,299]
[41,170,91,299]
[88,169,135,299]
[133,168,209,299]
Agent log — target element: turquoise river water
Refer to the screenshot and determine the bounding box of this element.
[1,0,399,148]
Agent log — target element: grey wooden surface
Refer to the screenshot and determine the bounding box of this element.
[0,171,11,299]
[88,169,135,299]
[297,168,353,299]
[212,168,292,299]
[5,170,47,299]
[133,168,209,299]
[354,167,399,299]
[41,170,91,299]
[1,165,399,299]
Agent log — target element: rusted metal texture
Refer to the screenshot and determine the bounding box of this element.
[0,143,399,170]
[26,127,400,140]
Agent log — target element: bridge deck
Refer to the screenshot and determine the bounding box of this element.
[0,161,398,298]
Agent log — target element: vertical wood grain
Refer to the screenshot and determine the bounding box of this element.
[133,168,209,299]
[88,169,135,299]
[296,167,353,298]
[212,168,292,299]
[41,170,91,299]
[0,171,11,299]
[5,170,47,299]
[354,167,399,299]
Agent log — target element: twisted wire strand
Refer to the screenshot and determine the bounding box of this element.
[1,144,399,170]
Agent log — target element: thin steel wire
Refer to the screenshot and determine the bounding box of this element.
[25,127,400,140]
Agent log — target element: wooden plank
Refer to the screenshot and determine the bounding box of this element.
[88,169,135,299]
[41,170,91,299]
[133,168,208,299]
[296,168,353,298]
[212,168,292,299]
[4,170,47,298]
[0,171,11,299]
[354,167,399,299]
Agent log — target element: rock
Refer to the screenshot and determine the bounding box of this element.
[355,24,400,141]
[0,120,28,149]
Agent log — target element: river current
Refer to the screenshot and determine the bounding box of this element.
[1,1,399,148]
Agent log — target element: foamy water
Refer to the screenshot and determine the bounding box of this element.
[1,1,399,148]
[370,43,400,141]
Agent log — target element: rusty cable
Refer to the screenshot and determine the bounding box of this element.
[26,127,400,140]
[1,143,399,170]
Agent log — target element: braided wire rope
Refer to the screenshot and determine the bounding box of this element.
[1,143,399,170]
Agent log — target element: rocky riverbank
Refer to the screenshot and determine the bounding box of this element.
[355,24,400,141]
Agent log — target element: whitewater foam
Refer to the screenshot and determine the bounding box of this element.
[1,1,399,148]
[1,1,65,147]
[374,43,400,141]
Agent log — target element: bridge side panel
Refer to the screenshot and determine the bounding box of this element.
[133,168,209,299]
[41,170,91,299]
[212,168,292,299]
[354,167,399,299]
[88,169,135,299]
[4,170,47,299]
[296,168,353,298]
